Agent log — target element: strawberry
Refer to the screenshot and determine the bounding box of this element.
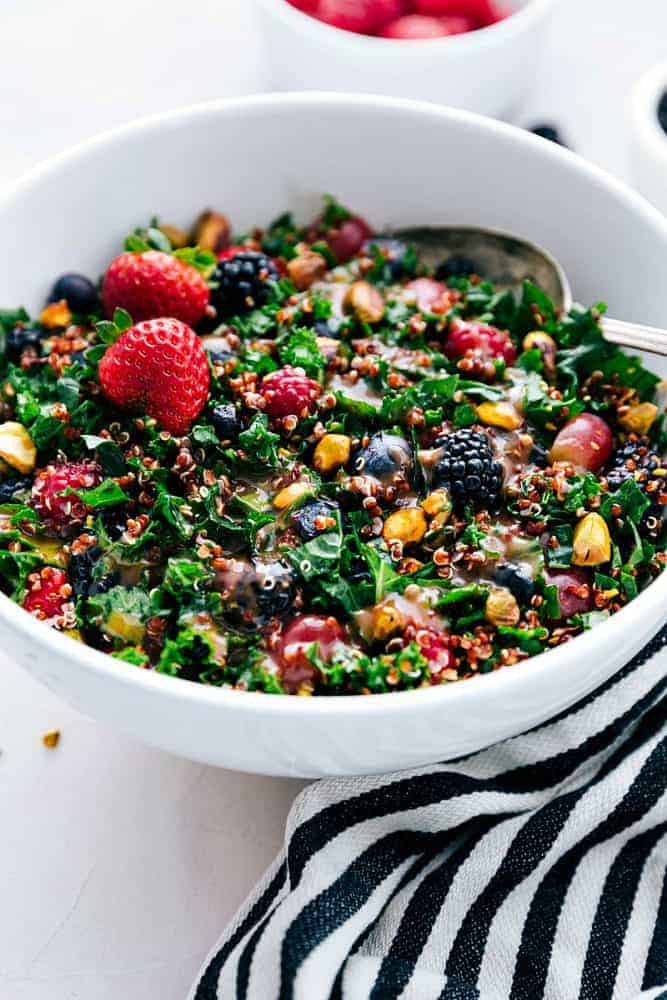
[102,250,210,326]
[99,318,210,436]
[32,461,103,537]
[23,567,72,621]
[261,367,320,419]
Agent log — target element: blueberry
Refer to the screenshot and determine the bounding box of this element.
[658,91,667,135]
[362,236,409,281]
[529,124,567,147]
[435,256,478,281]
[211,403,241,441]
[217,558,295,630]
[48,273,99,314]
[291,499,339,541]
[314,317,345,339]
[0,476,32,502]
[353,433,413,483]
[494,562,535,605]
[6,326,44,362]
[529,442,549,468]
[69,545,119,598]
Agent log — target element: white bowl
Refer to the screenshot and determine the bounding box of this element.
[1,93,666,778]
[628,62,667,216]
[254,0,554,117]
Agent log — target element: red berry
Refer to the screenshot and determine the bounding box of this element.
[549,414,613,473]
[416,628,456,681]
[414,0,496,24]
[406,277,451,312]
[23,567,71,621]
[102,250,210,327]
[99,318,210,436]
[316,0,383,34]
[445,320,517,364]
[439,14,477,32]
[261,366,320,419]
[546,569,593,619]
[32,461,103,537]
[380,14,454,38]
[325,216,373,263]
[278,614,346,693]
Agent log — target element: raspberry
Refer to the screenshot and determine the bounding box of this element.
[23,567,72,620]
[415,628,456,680]
[261,367,320,419]
[102,250,210,326]
[32,461,103,536]
[445,320,517,364]
[98,318,210,436]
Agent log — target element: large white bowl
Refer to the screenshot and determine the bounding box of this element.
[255,0,554,117]
[1,93,666,778]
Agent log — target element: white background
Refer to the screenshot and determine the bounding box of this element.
[0,1,665,998]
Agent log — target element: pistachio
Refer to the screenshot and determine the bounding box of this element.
[0,422,36,474]
[485,587,520,627]
[158,223,190,249]
[523,331,557,373]
[313,434,351,475]
[372,601,406,641]
[421,488,453,521]
[42,729,61,749]
[191,210,231,254]
[383,508,427,545]
[39,300,72,329]
[287,251,328,291]
[273,481,312,510]
[572,512,611,566]
[619,402,658,435]
[476,400,524,431]
[343,281,385,324]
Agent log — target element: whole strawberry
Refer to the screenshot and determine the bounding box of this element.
[99,318,210,436]
[32,461,103,537]
[23,567,72,621]
[102,250,210,326]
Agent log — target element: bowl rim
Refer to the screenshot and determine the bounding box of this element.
[1,90,666,719]
[255,0,555,49]
[628,61,667,166]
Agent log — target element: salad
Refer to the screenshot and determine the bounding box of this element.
[0,196,665,696]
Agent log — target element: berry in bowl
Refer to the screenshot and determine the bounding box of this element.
[255,0,554,116]
[1,94,666,776]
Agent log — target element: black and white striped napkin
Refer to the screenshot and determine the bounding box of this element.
[191,626,667,1000]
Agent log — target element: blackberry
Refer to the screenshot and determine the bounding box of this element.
[606,436,665,540]
[435,255,478,281]
[433,429,503,509]
[69,545,119,598]
[0,476,32,503]
[212,251,279,316]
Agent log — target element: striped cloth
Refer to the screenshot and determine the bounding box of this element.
[191,626,667,1000]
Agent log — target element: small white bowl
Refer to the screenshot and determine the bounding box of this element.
[1,93,666,778]
[628,62,667,216]
[255,0,554,117]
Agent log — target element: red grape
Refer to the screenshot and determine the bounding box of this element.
[278,615,346,693]
[546,569,593,619]
[549,414,613,473]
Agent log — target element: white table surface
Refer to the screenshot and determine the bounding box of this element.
[1,1,665,997]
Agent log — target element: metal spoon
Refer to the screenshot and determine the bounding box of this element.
[394,226,667,358]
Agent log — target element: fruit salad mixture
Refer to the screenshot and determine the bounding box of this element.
[287,0,512,40]
[0,196,665,696]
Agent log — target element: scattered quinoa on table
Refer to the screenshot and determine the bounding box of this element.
[0,195,665,695]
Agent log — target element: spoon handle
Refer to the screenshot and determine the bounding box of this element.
[601,317,667,357]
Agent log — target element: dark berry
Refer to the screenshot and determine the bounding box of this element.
[6,326,44,362]
[494,562,535,605]
[69,545,119,598]
[362,237,409,281]
[215,558,295,630]
[435,255,478,281]
[210,403,241,441]
[659,91,667,135]
[212,251,279,316]
[314,317,345,338]
[530,124,567,146]
[291,499,339,541]
[0,476,32,502]
[353,433,413,483]
[529,442,549,468]
[433,428,503,509]
[99,507,129,541]
[48,273,99,314]
[606,436,665,540]
[260,367,320,419]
